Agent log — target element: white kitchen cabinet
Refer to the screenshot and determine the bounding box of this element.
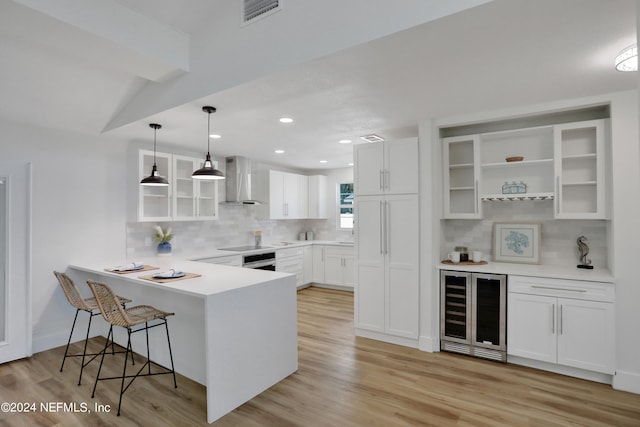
[138,150,219,222]
[302,245,313,285]
[259,170,309,219]
[442,135,481,219]
[312,245,325,283]
[312,245,354,289]
[323,246,355,288]
[354,138,418,196]
[355,194,419,340]
[307,175,327,219]
[138,150,172,221]
[173,155,219,220]
[554,119,607,219]
[276,246,305,287]
[507,275,614,375]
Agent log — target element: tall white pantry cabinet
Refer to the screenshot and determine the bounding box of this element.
[354,138,420,344]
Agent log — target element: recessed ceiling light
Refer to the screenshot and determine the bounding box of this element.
[319,160,328,164]
[274,149,285,154]
[279,117,293,123]
[348,162,354,166]
[360,134,384,143]
[339,139,352,144]
[209,134,221,139]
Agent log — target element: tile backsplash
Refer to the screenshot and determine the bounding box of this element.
[442,200,607,267]
[126,204,353,258]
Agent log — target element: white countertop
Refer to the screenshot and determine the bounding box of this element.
[70,256,294,298]
[437,261,615,283]
[187,240,354,261]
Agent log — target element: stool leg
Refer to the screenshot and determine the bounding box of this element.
[77,310,94,385]
[116,328,132,417]
[60,309,80,372]
[145,322,151,375]
[91,326,113,399]
[164,319,177,388]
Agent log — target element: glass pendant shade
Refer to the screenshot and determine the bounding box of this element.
[193,106,225,180]
[141,123,169,186]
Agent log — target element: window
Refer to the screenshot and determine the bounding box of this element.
[338,182,354,229]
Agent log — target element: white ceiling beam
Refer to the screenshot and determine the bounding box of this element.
[11,0,189,81]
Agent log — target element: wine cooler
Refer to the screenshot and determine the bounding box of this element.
[440,270,507,362]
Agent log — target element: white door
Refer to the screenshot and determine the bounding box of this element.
[355,196,385,332]
[385,194,419,339]
[354,143,384,196]
[556,298,615,374]
[507,293,556,363]
[0,167,32,363]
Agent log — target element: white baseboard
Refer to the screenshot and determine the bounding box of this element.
[354,329,418,348]
[508,355,613,385]
[418,335,438,352]
[614,370,640,394]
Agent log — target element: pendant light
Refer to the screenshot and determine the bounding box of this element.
[192,106,225,180]
[140,123,169,186]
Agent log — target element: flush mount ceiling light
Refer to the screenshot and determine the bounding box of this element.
[360,134,385,143]
[192,106,225,180]
[274,149,285,154]
[140,123,169,187]
[339,139,352,144]
[279,117,293,123]
[615,44,638,71]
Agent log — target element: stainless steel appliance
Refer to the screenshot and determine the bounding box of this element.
[242,251,276,270]
[224,156,263,204]
[440,271,507,362]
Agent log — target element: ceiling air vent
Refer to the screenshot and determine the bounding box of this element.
[244,0,281,23]
[360,134,385,143]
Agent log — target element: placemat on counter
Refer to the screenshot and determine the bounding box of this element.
[139,272,202,283]
[105,265,160,274]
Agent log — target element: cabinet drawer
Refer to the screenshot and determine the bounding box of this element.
[324,246,354,257]
[276,247,304,259]
[509,275,614,302]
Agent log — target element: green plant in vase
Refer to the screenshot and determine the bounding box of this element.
[155,225,174,256]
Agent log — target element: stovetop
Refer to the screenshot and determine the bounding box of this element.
[219,245,274,252]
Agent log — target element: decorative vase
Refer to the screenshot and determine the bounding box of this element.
[157,241,172,256]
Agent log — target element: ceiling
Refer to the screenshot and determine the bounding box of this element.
[0,0,637,171]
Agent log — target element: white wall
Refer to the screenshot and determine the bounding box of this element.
[0,118,128,352]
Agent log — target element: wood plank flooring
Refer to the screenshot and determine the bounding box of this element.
[1,287,639,426]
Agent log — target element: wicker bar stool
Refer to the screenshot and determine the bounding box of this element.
[54,271,133,385]
[87,280,177,416]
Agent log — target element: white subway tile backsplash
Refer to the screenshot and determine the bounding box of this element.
[443,200,607,267]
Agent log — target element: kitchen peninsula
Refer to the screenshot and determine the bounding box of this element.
[69,257,297,424]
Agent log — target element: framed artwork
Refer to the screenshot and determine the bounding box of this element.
[493,222,541,264]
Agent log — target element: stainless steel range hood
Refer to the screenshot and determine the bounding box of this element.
[224,156,263,204]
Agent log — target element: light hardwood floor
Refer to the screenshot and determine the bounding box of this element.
[1,287,639,426]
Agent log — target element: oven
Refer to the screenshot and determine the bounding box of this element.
[242,251,276,271]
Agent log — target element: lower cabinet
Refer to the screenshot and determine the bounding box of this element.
[276,247,305,288]
[507,275,615,375]
[312,245,354,289]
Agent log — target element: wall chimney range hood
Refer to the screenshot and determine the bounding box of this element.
[225,156,263,204]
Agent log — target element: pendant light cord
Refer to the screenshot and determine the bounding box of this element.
[206,110,211,155]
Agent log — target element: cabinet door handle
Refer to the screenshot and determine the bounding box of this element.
[379,170,384,190]
[385,169,390,190]
[531,285,586,293]
[379,201,384,254]
[385,201,390,255]
[556,176,560,215]
[474,180,478,213]
[551,303,555,334]
[559,305,563,335]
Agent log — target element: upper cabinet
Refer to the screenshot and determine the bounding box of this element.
[255,170,327,220]
[554,119,607,219]
[354,138,419,196]
[442,135,481,219]
[441,117,609,220]
[137,150,220,222]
